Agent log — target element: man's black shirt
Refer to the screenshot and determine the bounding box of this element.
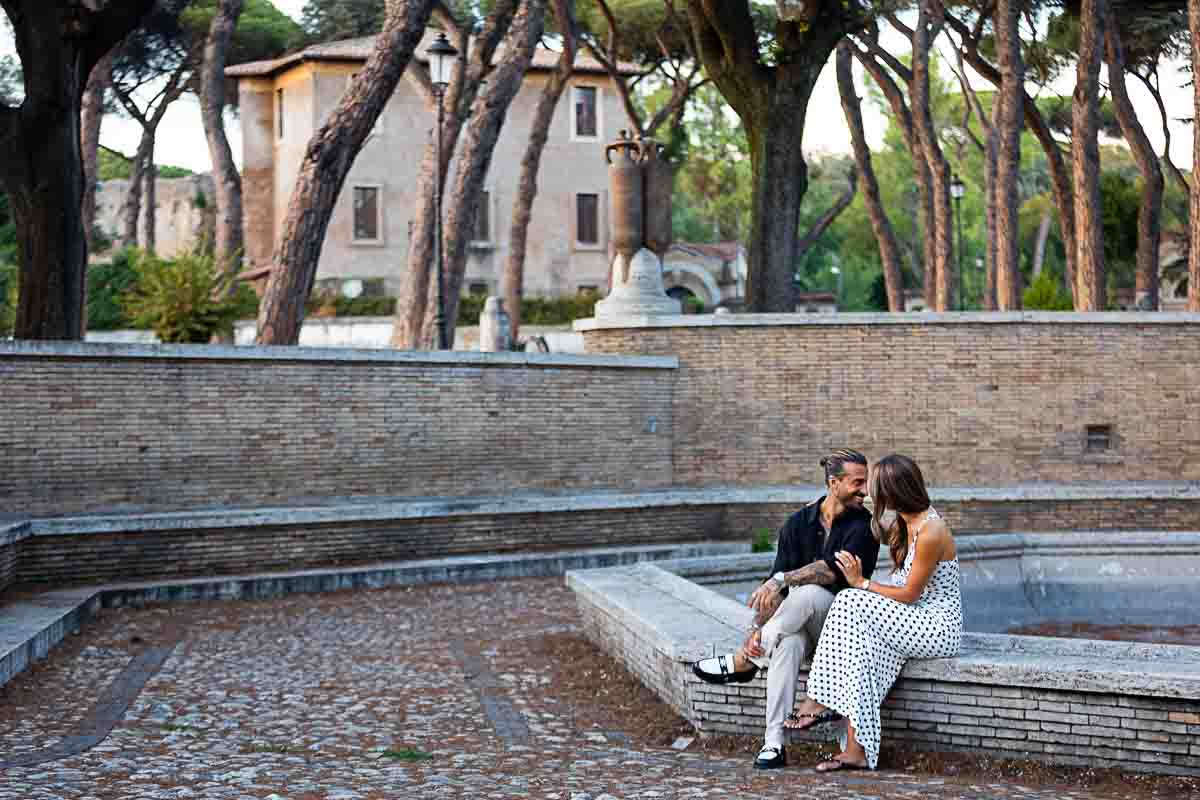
[767,497,879,594]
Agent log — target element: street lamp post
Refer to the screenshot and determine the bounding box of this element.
[427,33,458,350]
[830,264,843,311]
[950,174,966,311]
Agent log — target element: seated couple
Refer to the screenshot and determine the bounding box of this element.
[693,450,963,773]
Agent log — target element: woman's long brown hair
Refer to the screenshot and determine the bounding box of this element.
[869,454,932,569]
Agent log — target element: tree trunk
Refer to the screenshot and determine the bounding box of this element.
[993,0,1023,310]
[852,44,936,308]
[687,1,850,312]
[2,0,154,339]
[1191,0,1200,311]
[1072,0,1107,311]
[123,133,151,247]
[391,1,519,349]
[202,0,246,284]
[81,51,113,256]
[143,154,157,253]
[1105,18,1162,310]
[946,13,1078,303]
[836,41,902,311]
[910,2,954,311]
[256,0,435,345]
[418,0,548,347]
[1032,209,1052,278]
[983,119,999,310]
[503,0,576,342]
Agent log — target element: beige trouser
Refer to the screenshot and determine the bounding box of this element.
[746,584,836,749]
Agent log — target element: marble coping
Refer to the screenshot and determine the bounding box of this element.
[574,310,1200,331]
[0,519,30,548]
[25,482,1200,537]
[565,559,1200,700]
[0,340,676,370]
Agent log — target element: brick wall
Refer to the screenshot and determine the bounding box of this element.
[17,506,726,586]
[581,316,1200,487]
[725,498,1200,538]
[0,542,16,595]
[687,671,1200,775]
[0,344,675,517]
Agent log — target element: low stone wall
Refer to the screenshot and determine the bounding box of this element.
[577,312,1200,488]
[17,504,727,586]
[10,484,1198,589]
[0,522,26,595]
[0,343,677,517]
[568,543,1200,776]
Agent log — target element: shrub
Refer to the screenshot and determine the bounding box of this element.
[122,247,258,343]
[1022,271,1074,311]
[0,260,16,338]
[87,247,139,331]
[751,527,776,553]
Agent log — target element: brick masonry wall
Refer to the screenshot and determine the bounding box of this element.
[582,321,1200,487]
[688,671,1200,775]
[0,542,15,595]
[580,592,1200,776]
[725,499,1200,538]
[0,347,675,517]
[17,507,726,586]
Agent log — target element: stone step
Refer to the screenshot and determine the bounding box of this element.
[0,540,747,691]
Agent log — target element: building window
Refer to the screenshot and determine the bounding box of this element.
[1085,424,1113,453]
[572,86,598,140]
[276,89,284,139]
[576,193,599,245]
[474,191,490,243]
[352,185,382,243]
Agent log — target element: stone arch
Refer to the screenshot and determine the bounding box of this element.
[661,261,721,309]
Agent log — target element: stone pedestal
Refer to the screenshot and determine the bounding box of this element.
[595,248,681,320]
[478,296,512,352]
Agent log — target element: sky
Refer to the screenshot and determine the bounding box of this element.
[1,1,1196,175]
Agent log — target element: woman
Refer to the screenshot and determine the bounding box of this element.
[789,454,962,772]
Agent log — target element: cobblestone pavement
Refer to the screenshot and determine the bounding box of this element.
[0,579,1196,799]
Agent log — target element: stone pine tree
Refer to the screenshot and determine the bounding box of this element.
[683,1,876,312]
[1,0,156,340]
[992,0,1023,310]
[200,0,246,286]
[502,0,577,342]
[391,0,521,350]
[417,0,549,348]
[1191,0,1200,311]
[1072,0,1107,310]
[80,50,114,256]
[836,40,902,312]
[256,0,435,345]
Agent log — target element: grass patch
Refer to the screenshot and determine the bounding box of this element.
[380,748,434,762]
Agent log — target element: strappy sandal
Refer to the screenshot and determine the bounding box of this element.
[814,755,868,772]
[784,708,842,731]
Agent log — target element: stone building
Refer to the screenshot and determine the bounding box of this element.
[226,33,631,300]
[92,175,215,260]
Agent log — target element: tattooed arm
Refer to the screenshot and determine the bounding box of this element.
[750,560,837,627]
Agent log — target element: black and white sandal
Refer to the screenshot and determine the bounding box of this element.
[754,744,786,769]
[691,653,759,685]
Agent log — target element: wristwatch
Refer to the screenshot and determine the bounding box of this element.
[772,571,786,587]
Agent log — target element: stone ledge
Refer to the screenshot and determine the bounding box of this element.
[0,519,30,548]
[26,482,1200,535]
[574,311,1200,331]
[0,540,747,690]
[0,340,677,370]
[566,559,1200,699]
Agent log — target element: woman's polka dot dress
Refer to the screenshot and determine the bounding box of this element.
[805,508,963,769]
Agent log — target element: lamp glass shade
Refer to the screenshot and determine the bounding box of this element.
[950,176,966,199]
[427,33,458,87]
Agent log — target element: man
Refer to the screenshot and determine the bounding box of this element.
[692,449,878,770]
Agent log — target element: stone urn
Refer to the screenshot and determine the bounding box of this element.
[640,138,673,259]
[605,130,644,279]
